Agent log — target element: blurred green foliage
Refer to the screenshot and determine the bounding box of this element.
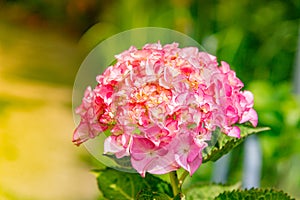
[1,0,299,198]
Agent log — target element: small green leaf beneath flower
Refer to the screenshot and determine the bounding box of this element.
[96,168,173,200]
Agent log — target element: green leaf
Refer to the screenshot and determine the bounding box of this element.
[96,168,173,200]
[185,182,241,200]
[214,188,295,200]
[203,126,270,163]
[136,189,172,200]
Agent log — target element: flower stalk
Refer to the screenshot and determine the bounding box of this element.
[179,170,189,188]
[169,171,180,196]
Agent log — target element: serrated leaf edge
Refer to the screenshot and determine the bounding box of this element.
[214,188,295,200]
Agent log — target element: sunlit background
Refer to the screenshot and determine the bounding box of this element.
[0,0,299,199]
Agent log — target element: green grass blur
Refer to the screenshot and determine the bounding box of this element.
[0,0,299,199]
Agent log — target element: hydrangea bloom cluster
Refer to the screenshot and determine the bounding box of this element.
[73,42,258,177]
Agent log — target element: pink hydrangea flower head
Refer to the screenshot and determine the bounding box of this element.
[73,42,258,176]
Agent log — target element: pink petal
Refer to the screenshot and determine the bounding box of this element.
[104,135,131,158]
[240,108,258,127]
[225,126,241,138]
[130,138,175,176]
[72,122,90,146]
[188,154,202,175]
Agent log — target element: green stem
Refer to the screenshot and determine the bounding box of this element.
[179,170,189,188]
[169,171,180,196]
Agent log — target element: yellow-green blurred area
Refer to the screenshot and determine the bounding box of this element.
[0,0,300,199]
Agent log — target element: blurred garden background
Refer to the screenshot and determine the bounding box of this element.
[0,0,300,199]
